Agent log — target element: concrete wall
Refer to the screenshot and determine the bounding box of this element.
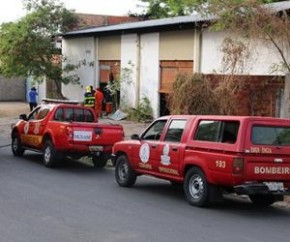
[0,76,26,101]
[62,37,96,102]
[121,34,139,108]
[139,33,160,118]
[282,73,290,118]
[201,30,290,76]
[159,30,194,60]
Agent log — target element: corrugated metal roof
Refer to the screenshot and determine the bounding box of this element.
[63,14,215,37]
[63,1,290,37]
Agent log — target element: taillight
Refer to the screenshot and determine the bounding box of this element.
[233,157,244,174]
[66,127,73,138]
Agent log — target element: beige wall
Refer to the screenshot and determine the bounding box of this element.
[159,30,194,60]
[98,35,121,60]
[0,76,25,101]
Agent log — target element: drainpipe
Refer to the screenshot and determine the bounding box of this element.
[135,34,141,107]
[93,37,97,88]
[193,27,202,73]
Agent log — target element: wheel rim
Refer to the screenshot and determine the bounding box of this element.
[118,160,129,181]
[188,174,204,200]
[44,146,51,163]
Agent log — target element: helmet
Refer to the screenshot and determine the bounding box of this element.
[86,86,91,93]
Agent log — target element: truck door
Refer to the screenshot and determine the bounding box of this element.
[132,119,167,173]
[156,119,187,177]
[26,106,50,148]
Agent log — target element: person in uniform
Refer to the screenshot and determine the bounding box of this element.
[94,87,104,118]
[84,85,95,108]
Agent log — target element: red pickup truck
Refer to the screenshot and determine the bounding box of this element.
[11,103,124,168]
[112,115,290,207]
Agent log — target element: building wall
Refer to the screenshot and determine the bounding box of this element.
[201,29,290,76]
[62,37,96,102]
[61,26,289,118]
[98,36,121,60]
[0,76,26,101]
[121,34,139,108]
[139,33,160,118]
[159,30,194,60]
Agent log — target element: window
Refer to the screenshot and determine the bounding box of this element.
[54,108,64,121]
[28,107,40,120]
[164,120,186,142]
[194,120,239,143]
[251,126,290,145]
[75,108,85,122]
[64,108,74,121]
[85,109,94,122]
[36,108,50,120]
[61,108,95,123]
[142,120,167,141]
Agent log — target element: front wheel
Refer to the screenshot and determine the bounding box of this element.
[11,133,25,156]
[43,140,58,168]
[184,167,210,207]
[115,155,137,187]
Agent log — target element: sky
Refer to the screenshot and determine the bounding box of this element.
[0,0,146,24]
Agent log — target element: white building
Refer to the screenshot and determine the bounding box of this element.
[58,2,290,118]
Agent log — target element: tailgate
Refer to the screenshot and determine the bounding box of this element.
[244,155,290,181]
[243,121,290,182]
[69,123,124,145]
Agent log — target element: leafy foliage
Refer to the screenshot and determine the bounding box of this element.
[167,73,220,115]
[139,0,284,18]
[127,96,153,122]
[0,0,79,98]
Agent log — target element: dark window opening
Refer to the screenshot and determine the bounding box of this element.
[194,120,239,144]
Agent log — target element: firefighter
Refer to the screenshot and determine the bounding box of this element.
[84,85,95,108]
[94,87,104,118]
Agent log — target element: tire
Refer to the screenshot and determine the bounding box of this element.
[184,167,210,207]
[249,194,276,207]
[43,140,58,168]
[92,153,108,168]
[11,133,25,156]
[115,155,137,187]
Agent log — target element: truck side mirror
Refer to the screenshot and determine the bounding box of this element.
[131,134,140,140]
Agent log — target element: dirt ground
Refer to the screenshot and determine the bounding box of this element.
[0,101,30,118]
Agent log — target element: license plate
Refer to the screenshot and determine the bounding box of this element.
[89,146,103,152]
[263,182,284,192]
[73,131,92,141]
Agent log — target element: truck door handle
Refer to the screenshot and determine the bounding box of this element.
[151,145,157,149]
[172,147,178,151]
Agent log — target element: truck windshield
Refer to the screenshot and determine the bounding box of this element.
[251,125,290,145]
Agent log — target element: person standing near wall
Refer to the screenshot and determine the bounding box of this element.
[84,85,95,108]
[28,87,38,111]
[94,87,104,118]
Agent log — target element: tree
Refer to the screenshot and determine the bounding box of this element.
[0,0,80,98]
[140,0,287,19]
[140,0,198,18]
